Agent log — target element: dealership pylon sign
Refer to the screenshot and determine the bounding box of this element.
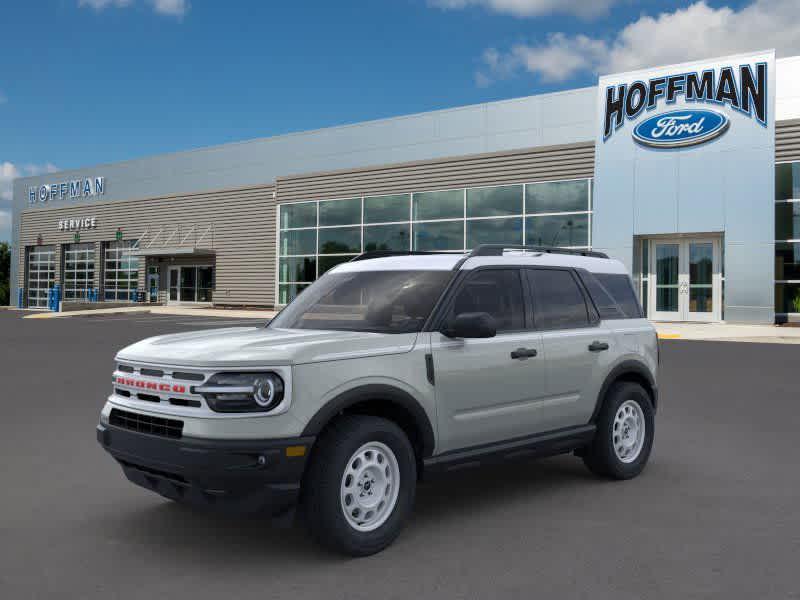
[598,50,774,151]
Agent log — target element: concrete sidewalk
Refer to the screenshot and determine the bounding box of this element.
[16,306,800,343]
[654,322,800,343]
[20,305,276,320]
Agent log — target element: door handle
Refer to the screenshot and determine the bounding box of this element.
[588,341,610,352]
[511,348,538,360]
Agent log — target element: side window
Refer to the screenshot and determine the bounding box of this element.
[450,269,525,332]
[577,271,625,320]
[594,273,643,318]
[527,269,590,330]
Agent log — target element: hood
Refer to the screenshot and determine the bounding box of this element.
[115,326,419,367]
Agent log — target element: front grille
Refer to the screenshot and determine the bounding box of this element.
[109,408,184,439]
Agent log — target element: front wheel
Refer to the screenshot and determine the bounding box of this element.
[583,382,655,479]
[302,415,416,556]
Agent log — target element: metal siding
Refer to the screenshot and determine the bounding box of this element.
[275,142,595,203]
[777,119,800,162]
[17,185,276,307]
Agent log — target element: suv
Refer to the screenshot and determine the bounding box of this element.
[97,245,658,556]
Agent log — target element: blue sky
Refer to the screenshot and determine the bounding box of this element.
[1,0,797,242]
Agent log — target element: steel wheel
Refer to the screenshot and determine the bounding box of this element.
[613,399,646,463]
[340,441,400,532]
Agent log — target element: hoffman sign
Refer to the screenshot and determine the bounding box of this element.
[29,176,105,204]
[602,61,767,148]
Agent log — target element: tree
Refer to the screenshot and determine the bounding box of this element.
[0,242,10,306]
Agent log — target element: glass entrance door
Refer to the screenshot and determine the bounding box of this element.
[168,265,213,303]
[686,241,715,321]
[648,238,721,322]
[652,243,680,321]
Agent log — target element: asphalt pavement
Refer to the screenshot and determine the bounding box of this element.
[1,310,798,600]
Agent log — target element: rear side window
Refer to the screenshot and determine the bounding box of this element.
[595,273,643,318]
[577,271,626,320]
[450,269,525,332]
[527,269,590,330]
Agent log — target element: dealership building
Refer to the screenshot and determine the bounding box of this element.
[9,50,800,323]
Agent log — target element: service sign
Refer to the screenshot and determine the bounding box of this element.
[598,50,774,151]
[58,216,97,231]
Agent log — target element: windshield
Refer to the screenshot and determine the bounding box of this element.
[269,270,453,333]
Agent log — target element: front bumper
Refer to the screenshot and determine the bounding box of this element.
[97,423,315,516]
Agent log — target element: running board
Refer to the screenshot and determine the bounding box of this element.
[423,424,596,475]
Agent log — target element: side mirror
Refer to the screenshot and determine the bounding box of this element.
[442,312,497,339]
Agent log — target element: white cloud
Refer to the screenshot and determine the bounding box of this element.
[150,0,189,18]
[429,0,618,19]
[77,0,189,18]
[477,0,800,84]
[0,162,59,242]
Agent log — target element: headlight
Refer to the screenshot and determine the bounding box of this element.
[194,372,285,413]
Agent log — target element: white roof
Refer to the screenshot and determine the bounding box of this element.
[328,251,628,275]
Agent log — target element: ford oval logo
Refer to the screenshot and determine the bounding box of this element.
[632,109,730,149]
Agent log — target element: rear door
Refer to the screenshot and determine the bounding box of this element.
[526,268,614,430]
[431,268,547,453]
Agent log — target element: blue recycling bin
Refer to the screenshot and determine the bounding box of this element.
[48,285,61,312]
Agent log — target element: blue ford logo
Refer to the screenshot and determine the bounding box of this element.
[632,109,730,149]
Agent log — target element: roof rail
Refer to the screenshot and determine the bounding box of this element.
[349,250,457,262]
[468,244,609,259]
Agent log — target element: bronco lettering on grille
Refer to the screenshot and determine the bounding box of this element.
[115,376,186,394]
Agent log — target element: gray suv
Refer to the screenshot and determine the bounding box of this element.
[97,245,658,556]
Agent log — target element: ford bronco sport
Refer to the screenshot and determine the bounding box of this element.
[97,244,658,556]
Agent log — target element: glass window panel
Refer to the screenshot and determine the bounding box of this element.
[413,189,463,221]
[525,214,589,247]
[466,218,523,248]
[775,242,800,280]
[690,288,713,313]
[364,224,410,252]
[318,226,361,254]
[280,229,316,256]
[319,255,355,276]
[279,283,310,305]
[689,243,713,285]
[656,244,679,285]
[776,163,800,201]
[280,202,317,229]
[526,180,589,214]
[319,198,361,226]
[364,194,410,224]
[775,202,800,240]
[657,287,679,312]
[279,257,317,282]
[528,269,590,330]
[466,185,523,218]
[642,280,648,316]
[449,270,525,332]
[413,221,463,251]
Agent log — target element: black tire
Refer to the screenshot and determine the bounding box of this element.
[301,415,417,556]
[583,382,655,480]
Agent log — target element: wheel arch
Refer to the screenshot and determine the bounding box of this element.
[591,360,658,422]
[301,384,436,460]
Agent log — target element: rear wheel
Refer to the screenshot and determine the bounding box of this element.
[583,382,654,479]
[302,415,416,556]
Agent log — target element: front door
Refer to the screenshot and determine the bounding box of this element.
[649,238,721,322]
[431,268,547,453]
